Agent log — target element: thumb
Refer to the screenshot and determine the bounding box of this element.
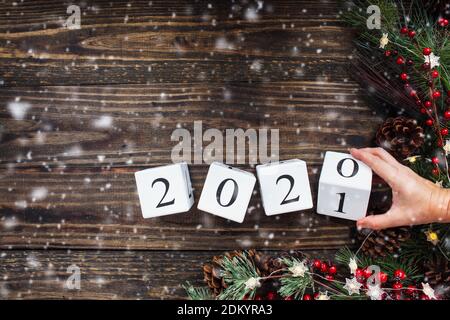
[357,209,404,230]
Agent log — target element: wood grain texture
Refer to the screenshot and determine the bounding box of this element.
[0,0,390,299]
[0,0,352,86]
[0,249,335,299]
[0,83,388,250]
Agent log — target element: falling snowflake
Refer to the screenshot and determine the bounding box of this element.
[7,101,31,120]
[92,115,113,129]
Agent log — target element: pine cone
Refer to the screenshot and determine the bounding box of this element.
[253,251,283,277]
[358,227,411,259]
[424,256,450,285]
[376,117,424,160]
[203,250,263,296]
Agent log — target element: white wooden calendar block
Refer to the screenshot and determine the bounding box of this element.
[135,162,194,218]
[317,151,372,221]
[256,159,313,216]
[197,162,256,223]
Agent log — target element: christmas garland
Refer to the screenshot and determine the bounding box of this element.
[184,0,449,300]
[184,248,439,300]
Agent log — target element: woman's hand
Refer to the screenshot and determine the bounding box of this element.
[350,147,450,230]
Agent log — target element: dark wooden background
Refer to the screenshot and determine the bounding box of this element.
[0,0,387,299]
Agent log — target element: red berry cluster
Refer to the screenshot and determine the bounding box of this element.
[354,267,388,285]
[246,265,433,300]
[312,259,337,281]
[390,270,431,300]
[386,22,450,176]
[438,17,449,27]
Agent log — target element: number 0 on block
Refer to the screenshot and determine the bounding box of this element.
[197,162,256,223]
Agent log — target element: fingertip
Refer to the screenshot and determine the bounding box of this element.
[356,218,369,230]
[358,215,381,230]
[350,148,360,158]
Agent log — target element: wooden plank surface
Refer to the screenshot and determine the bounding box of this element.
[0,249,335,299]
[0,0,390,299]
[0,83,387,250]
[0,0,351,86]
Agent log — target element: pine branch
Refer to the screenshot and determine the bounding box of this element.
[183,282,215,300]
[217,252,260,300]
[277,257,313,299]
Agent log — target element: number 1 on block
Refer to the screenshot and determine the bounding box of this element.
[317,151,372,221]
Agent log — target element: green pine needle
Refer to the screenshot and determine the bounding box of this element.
[278,257,313,299]
[217,252,261,300]
[183,282,215,300]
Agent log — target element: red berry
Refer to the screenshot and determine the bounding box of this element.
[393,292,403,300]
[432,90,441,99]
[320,262,328,273]
[303,294,312,300]
[441,128,449,136]
[255,295,262,300]
[328,266,337,275]
[400,73,408,81]
[431,70,439,78]
[393,282,403,290]
[409,90,417,97]
[384,50,392,57]
[424,100,432,108]
[408,30,416,38]
[325,275,334,281]
[420,294,430,300]
[400,26,409,34]
[284,296,293,301]
[313,259,322,269]
[406,285,416,295]
[423,47,432,55]
[394,269,406,280]
[432,157,440,164]
[420,108,427,114]
[378,272,388,283]
[425,119,433,126]
[444,110,450,119]
[355,268,364,278]
[396,56,405,65]
[438,139,443,147]
[422,62,431,70]
[439,18,449,27]
[363,268,372,279]
[432,168,439,176]
[266,291,276,300]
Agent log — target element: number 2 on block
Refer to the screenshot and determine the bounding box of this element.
[152,178,175,208]
[276,174,300,205]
